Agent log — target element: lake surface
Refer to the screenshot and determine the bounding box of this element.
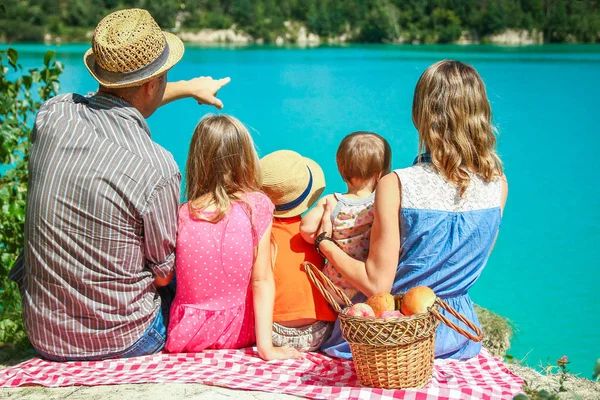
[4,43,600,377]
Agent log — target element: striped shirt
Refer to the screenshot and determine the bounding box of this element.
[20,91,180,358]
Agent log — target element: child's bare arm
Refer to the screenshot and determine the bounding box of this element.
[300,194,336,244]
[252,222,302,361]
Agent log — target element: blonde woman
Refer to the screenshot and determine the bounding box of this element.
[165,115,300,361]
[316,60,508,360]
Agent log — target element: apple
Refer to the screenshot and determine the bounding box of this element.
[400,286,436,316]
[346,303,376,318]
[366,292,395,317]
[378,310,405,319]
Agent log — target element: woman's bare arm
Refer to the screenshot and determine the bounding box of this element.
[489,174,509,253]
[318,173,401,297]
[500,175,508,215]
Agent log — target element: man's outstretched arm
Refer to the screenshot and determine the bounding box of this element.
[161,77,231,109]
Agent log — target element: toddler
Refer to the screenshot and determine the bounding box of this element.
[301,132,391,299]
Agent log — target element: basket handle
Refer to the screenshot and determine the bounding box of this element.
[302,261,352,313]
[430,298,484,342]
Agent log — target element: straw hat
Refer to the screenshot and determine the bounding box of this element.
[261,150,326,218]
[84,9,184,88]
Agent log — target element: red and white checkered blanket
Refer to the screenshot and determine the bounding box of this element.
[0,347,523,399]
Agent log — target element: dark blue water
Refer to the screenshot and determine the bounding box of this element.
[5,43,600,377]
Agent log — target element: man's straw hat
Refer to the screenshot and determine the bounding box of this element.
[84,9,184,88]
[261,150,325,218]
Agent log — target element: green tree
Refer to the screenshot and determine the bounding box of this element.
[522,0,545,27]
[0,48,63,349]
[2,0,600,46]
[139,0,179,29]
[481,0,507,36]
[545,0,570,42]
[231,0,254,28]
[63,0,103,28]
[307,1,332,37]
[569,0,600,43]
[357,2,401,43]
[431,8,463,43]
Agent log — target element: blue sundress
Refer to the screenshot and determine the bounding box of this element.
[320,156,503,360]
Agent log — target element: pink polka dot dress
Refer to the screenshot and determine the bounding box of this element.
[165,192,274,353]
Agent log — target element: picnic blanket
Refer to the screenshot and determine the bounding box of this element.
[0,347,523,399]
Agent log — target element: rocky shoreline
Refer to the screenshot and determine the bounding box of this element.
[175,27,544,46]
[474,305,600,399]
[31,25,546,46]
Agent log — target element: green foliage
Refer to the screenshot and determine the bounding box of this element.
[431,9,463,43]
[356,2,402,43]
[0,0,598,43]
[0,48,63,348]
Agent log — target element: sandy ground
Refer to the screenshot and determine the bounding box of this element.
[0,384,301,399]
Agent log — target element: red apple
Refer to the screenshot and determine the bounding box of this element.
[346,303,376,318]
[378,310,405,319]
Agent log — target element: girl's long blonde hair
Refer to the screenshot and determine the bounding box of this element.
[186,114,262,222]
[412,60,503,197]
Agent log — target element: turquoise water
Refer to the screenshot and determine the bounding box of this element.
[4,43,600,377]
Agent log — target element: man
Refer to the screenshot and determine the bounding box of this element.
[14,9,229,361]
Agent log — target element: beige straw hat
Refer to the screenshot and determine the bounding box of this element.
[261,150,326,218]
[84,9,184,88]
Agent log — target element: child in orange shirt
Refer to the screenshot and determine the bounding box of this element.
[260,150,337,351]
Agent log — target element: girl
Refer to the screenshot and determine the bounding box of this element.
[316,60,508,360]
[165,115,300,361]
[300,132,392,300]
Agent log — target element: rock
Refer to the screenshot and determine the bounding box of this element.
[456,31,477,45]
[177,29,252,44]
[507,363,600,400]
[296,26,320,46]
[488,29,543,45]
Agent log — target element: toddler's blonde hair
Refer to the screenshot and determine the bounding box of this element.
[336,131,392,184]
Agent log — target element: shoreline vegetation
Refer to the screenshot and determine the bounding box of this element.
[1,0,598,45]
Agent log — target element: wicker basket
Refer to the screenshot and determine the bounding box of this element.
[303,262,483,390]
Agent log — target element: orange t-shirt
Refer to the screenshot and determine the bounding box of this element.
[272,217,338,322]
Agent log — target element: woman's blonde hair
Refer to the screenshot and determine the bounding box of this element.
[412,60,503,197]
[186,114,262,222]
